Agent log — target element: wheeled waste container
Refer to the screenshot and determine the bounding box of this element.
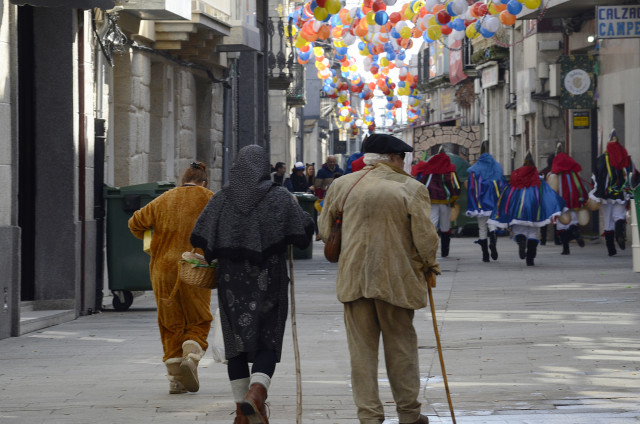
[103,182,175,310]
[293,193,318,259]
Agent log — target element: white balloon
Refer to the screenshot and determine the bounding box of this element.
[395,59,405,67]
[395,20,408,30]
[343,33,356,45]
[484,16,500,33]
[363,56,373,66]
[349,7,359,19]
[312,20,323,32]
[425,0,438,11]
[452,29,466,40]
[452,0,468,16]
[384,0,397,5]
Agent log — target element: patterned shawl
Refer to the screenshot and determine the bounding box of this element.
[191,145,314,265]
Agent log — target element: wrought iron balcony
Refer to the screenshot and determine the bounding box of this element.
[268,16,295,90]
[286,63,306,107]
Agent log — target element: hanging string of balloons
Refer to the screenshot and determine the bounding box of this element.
[287,0,543,134]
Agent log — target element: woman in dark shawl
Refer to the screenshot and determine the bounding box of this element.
[191,145,314,424]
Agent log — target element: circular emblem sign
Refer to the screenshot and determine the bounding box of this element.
[564,69,590,95]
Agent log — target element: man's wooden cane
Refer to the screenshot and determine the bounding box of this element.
[426,272,456,424]
[288,247,303,424]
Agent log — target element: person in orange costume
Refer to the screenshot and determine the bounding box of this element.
[128,162,214,394]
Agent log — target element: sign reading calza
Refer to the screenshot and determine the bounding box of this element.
[597,5,640,39]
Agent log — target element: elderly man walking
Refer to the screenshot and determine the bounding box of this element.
[319,134,441,424]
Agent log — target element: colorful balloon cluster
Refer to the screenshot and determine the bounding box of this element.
[289,0,541,134]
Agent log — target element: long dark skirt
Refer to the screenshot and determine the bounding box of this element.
[217,252,289,362]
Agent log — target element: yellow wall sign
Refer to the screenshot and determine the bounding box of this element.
[573,112,590,129]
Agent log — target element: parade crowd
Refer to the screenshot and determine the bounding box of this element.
[126,130,638,424]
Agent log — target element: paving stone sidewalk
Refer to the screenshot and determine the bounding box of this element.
[1,237,639,423]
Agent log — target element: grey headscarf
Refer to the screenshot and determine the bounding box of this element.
[191,145,314,264]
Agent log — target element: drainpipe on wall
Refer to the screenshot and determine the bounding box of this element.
[78,10,87,314]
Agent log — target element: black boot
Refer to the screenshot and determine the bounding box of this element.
[526,239,538,266]
[569,224,585,247]
[488,231,498,260]
[604,231,617,256]
[540,225,547,246]
[560,230,570,255]
[441,231,451,257]
[615,219,626,250]
[477,239,490,262]
[515,234,526,259]
[553,225,561,245]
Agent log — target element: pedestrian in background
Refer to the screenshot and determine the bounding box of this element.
[128,162,213,394]
[191,145,313,424]
[490,154,566,266]
[315,155,344,200]
[465,150,506,262]
[270,161,287,186]
[285,161,308,193]
[412,150,461,258]
[590,129,640,256]
[319,133,440,424]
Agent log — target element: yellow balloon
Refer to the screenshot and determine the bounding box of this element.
[313,7,328,21]
[313,46,324,56]
[380,57,389,67]
[405,8,415,19]
[400,26,412,39]
[523,0,541,9]
[466,24,479,39]
[366,11,377,26]
[294,36,309,48]
[427,25,442,40]
[412,0,425,13]
[350,64,357,72]
[428,16,437,26]
[325,0,341,14]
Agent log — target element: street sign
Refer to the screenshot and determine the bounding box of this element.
[573,111,590,129]
[596,5,640,39]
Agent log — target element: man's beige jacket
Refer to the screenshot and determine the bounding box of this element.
[318,162,441,310]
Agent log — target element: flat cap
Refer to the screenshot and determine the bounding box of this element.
[362,133,413,154]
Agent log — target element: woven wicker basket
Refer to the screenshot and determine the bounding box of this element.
[179,250,217,289]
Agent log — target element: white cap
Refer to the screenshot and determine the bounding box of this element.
[294,161,305,170]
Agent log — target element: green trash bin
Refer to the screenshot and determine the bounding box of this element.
[103,182,175,310]
[293,193,318,259]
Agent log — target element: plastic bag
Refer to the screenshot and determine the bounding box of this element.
[211,307,227,364]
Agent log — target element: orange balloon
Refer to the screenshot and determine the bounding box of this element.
[317,25,331,40]
[388,61,396,69]
[499,10,516,26]
[368,82,376,90]
[412,27,423,38]
[432,4,445,15]
[495,4,507,12]
[355,25,368,37]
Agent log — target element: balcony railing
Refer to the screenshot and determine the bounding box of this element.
[268,16,295,90]
[286,63,306,107]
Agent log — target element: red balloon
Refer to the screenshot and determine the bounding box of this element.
[389,11,402,24]
[372,0,386,12]
[441,25,452,35]
[316,0,326,7]
[436,10,451,25]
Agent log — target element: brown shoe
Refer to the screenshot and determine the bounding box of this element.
[401,414,429,424]
[234,403,249,424]
[240,384,269,424]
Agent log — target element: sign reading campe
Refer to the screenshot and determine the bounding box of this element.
[597,5,640,39]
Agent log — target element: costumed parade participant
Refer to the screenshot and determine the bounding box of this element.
[490,154,566,266]
[412,150,461,258]
[546,151,592,255]
[590,130,640,256]
[191,145,314,424]
[465,151,507,262]
[128,162,213,394]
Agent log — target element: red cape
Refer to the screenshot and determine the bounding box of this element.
[606,141,631,170]
[551,152,582,174]
[351,156,366,172]
[411,153,456,176]
[510,165,541,189]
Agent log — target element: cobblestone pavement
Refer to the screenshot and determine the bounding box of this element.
[1,237,639,423]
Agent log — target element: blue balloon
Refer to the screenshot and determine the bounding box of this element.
[507,0,523,15]
[375,11,389,25]
[358,41,366,50]
[480,28,495,38]
[387,51,396,61]
[422,32,435,43]
[398,52,406,60]
[446,2,456,17]
[452,18,465,31]
[390,28,400,38]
